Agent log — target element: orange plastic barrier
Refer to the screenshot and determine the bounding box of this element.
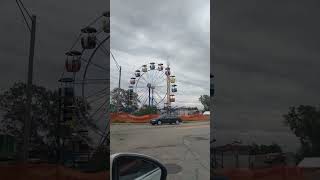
[217,166,305,180]
[180,114,209,121]
[111,113,160,123]
[221,168,254,180]
[0,164,109,180]
[111,113,209,123]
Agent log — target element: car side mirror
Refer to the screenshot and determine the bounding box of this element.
[110,153,167,180]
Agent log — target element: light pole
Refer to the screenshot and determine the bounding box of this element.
[16,0,37,163]
[118,66,121,89]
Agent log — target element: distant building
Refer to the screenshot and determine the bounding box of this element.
[0,134,16,160]
[298,157,320,169]
[174,106,199,116]
[298,157,320,179]
[203,111,210,116]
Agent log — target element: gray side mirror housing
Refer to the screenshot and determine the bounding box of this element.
[110,153,167,180]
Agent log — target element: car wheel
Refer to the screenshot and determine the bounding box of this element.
[157,121,162,125]
[175,120,180,125]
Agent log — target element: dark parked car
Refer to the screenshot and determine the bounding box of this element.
[150,115,182,125]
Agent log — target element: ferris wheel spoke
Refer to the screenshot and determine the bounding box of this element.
[75,78,109,83]
[142,95,149,106]
[153,73,166,85]
[154,90,163,100]
[155,70,162,83]
[138,95,146,105]
[136,77,147,86]
[86,14,104,28]
[140,76,149,84]
[88,92,109,103]
[88,93,108,104]
[157,85,167,92]
[148,70,153,83]
[136,87,145,93]
[149,70,154,84]
[140,92,150,105]
[154,85,166,87]
[85,88,108,99]
[136,88,147,95]
[96,39,111,59]
[154,90,166,104]
[93,106,108,122]
[74,82,108,85]
[88,99,108,119]
[80,57,108,72]
[151,70,158,85]
[155,71,164,84]
[152,70,158,83]
[154,70,160,84]
[144,71,149,83]
[153,98,158,105]
[138,91,149,102]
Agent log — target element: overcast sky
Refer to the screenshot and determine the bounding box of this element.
[110,0,210,109]
[0,0,107,91]
[213,0,320,131]
[0,0,108,136]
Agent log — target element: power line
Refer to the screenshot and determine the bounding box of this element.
[110,50,120,70]
[16,0,31,31]
[17,0,31,18]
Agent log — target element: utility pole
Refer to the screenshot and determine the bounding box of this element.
[23,14,36,163]
[117,66,121,112]
[16,0,37,163]
[118,66,121,89]
[148,87,151,107]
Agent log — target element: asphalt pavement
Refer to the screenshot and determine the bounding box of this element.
[111,121,210,180]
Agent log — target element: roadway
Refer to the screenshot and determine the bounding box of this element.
[111,121,210,180]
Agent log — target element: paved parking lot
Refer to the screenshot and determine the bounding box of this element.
[111,121,210,180]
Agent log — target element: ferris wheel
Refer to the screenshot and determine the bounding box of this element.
[129,62,177,109]
[59,12,110,147]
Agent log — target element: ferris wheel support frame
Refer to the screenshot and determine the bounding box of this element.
[131,63,176,113]
[134,68,167,107]
[81,35,110,98]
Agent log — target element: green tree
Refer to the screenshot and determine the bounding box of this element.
[0,82,92,161]
[250,143,282,154]
[133,105,158,116]
[199,95,210,111]
[283,105,320,157]
[110,88,139,112]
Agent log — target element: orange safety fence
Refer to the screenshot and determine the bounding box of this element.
[180,114,209,121]
[215,166,305,180]
[111,113,209,123]
[111,113,160,123]
[0,163,109,180]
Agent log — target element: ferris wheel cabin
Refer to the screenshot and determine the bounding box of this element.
[169,94,175,102]
[130,77,136,85]
[172,84,177,93]
[158,63,164,71]
[150,62,156,70]
[142,65,148,72]
[135,70,141,77]
[170,75,176,83]
[165,67,171,76]
[81,26,97,49]
[65,50,82,72]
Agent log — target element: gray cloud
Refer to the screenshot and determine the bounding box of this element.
[110,0,210,109]
[0,0,107,92]
[212,0,320,131]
